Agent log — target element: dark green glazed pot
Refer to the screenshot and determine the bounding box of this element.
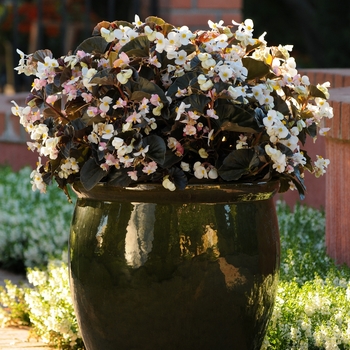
[69,181,280,350]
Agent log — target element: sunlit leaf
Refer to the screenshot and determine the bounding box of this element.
[242,57,270,80]
[75,37,109,54]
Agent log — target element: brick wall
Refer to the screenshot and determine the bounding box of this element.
[157,0,242,29]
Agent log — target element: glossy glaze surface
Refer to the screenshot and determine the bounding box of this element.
[69,182,280,350]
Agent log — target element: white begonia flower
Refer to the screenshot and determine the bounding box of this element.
[198,53,212,62]
[132,14,143,28]
[181,162,190,172]
[155,32,168,53]
[177,26,193,45]
[41,136,60,159]
[31,124,49,141]
[162,176,176,191]
[218,65,233,82]
[208,167,218,179]
[201,57,216,70]
[198,148,208,158]
[101,124,115,139]
[82,67,97,90]
[175,50,188,65]
[30,168,46,193]
[166,31,180,50]
[144,25,157,41]
[112,137,124,149]
[117,69,133,84]
[175,102,191,120]
[194,162,208,179]
[100,27,116,42]
[99,96,113,113]
[208,19,224,30]
[197,74,213,91]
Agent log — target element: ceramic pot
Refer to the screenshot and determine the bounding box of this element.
[69,181,280,350]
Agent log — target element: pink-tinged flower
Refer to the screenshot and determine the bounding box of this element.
[87,107,99,118]
[319,127,330,136]
[100,163,109,171]
[105,153,120,167]
[46,95,58,105]
[98,142,107,151]
[142,161,158,175]
[148,54,161,68]
[187,111,200,120]
[183,124,197,136]
[82,92,93,103]
[113,98,127,109]
[138,97,150,115]
[113,52,130,68]
[150,94,161,106]
[32,78,47,90]
[127,170,138,181]
[175,88,187,97]
[206,109,219,119]
[126,111,142,124]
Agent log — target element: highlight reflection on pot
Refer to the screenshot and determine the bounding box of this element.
[125,203,156,268]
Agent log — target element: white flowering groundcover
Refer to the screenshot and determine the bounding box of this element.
[1,168,350,349]
[0,166,73,270]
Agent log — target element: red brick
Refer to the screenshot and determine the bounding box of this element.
[326,137,350,266]
[222,12,242,25]
[168,13,214,29]
[341,103,350,141]
[334,74,344,88]
[197,0,242,9]
[315,72,326,85]
[325,73,335,89]
[344,75,350,87]
[330,101,341,140]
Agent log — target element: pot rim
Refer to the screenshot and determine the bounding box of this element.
[72,180,280,204]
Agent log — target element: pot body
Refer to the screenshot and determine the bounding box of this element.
[69,182,280,350]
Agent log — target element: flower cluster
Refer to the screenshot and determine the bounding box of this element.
[12,15,332,197]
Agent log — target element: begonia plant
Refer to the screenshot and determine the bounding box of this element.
[12,15,332,199]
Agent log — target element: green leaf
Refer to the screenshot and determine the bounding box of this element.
[217,103,261,132]
[80,158,106,191]
[128,76,168,105]
[32,49,53,63]
[119,36,150,57]
[167,71,201,97]
[145,16,166,26]
[143,135,167,165]
[75,37,109,54]
[309,85,327,99]
[218,149,259,181]
[242,57,270,80]
[107,168,132,187]
[89,69,116,85]
[182,95,210,113]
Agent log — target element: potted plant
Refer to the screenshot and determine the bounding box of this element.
[12,15,332,350]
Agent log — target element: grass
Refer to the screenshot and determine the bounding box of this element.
[1,166,350,349]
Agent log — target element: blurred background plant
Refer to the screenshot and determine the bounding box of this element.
[0,166,75,272]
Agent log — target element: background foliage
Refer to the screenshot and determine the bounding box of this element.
[244,0,350,68]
